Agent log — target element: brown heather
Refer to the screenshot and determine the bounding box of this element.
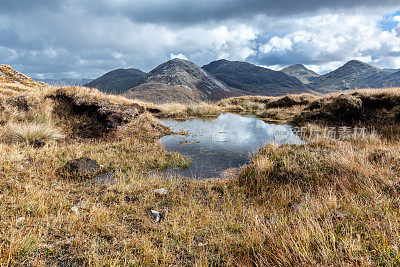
[1,75,400,265]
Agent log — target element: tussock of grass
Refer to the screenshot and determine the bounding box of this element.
[156,102,222,118]
[1,122,64,145]
[236,134,400,265]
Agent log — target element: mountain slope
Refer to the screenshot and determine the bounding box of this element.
[281,64,319,84]
[34,78,93,86]
[124,59,246,103]
[309,60,396,93]
[0,65,46,87]
[202,59,310,96]
[85,68,147,94]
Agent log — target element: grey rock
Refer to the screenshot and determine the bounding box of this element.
[58,157,100,179]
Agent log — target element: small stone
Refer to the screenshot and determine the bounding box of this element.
[70,206,79,214]
[149,210,161,222]
[16,217,25,225]
[153,188,167,196]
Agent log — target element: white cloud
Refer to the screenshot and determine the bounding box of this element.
[256,13,400,71]
[170,53,188,60]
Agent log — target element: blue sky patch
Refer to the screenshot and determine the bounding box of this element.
[380,10,400,32]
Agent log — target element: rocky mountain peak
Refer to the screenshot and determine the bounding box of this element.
[281,64,319,84]
[123,59,245,103]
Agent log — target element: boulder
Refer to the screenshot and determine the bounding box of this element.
[58,157,100,179]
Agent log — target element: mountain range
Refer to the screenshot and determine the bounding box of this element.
[308,60,400,93]
[202,59,311,96]
[86,58,400,102]
[123,59,246,103]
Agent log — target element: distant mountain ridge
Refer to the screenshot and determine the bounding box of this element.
[86,59,400,102]
[34,78,93,86]
[123,59,246,103]
[85,68,147,94]
[281,64,319,84]
[308,60,398,93]
[202,59,311,96]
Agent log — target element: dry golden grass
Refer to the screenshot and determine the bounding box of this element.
[0,122,64,145]
[0,65,46,87]
[237,132,400,265]
[2,82,400,265]
[156,102,222,119]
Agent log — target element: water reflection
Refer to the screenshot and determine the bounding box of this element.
[160,113,304,179]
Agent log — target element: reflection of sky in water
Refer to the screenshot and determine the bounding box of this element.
[160,113,304,179]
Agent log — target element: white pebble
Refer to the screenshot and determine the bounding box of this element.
[70,206,79,214]
[153,188,167,196]
[16,217,25,225]
[150,210,161,222]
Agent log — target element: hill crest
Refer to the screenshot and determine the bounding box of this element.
[0,65,46,87]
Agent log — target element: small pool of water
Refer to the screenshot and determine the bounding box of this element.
[160,113,304,179]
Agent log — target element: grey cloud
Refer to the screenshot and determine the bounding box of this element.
[0,0,399,78]
[0,0,63,14]
[88,0,400,24]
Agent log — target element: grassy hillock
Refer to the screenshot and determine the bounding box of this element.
[1,74,400,265]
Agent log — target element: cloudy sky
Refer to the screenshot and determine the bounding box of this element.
[1,0,400,78]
